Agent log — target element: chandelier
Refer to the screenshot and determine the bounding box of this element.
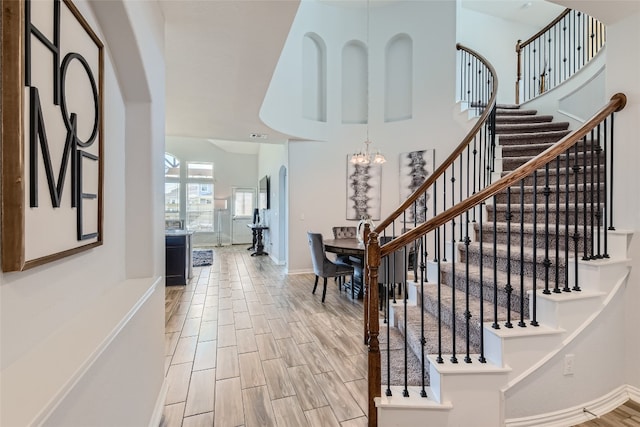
[349,0,386,166]
[350,139,386,165]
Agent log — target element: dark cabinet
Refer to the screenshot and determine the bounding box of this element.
[165,231,193,286]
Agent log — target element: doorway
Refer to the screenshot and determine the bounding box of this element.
[231,187,255,245]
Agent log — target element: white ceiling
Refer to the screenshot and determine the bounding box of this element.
[160,0,627,154]
[161,0,301,153]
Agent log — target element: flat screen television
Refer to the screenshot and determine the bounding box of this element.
[258,175,270,210]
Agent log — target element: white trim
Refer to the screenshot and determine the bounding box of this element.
[505,385,638,427]
[503,268,630,390]
[149,379,169,427]
[0,276,162,427]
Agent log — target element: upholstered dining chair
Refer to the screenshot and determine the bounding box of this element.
[307,232,355,303]
[378,235,408,309]
[331,226,358,271]
[332,226,357,240]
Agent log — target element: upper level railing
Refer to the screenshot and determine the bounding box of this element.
[515,8,606,104]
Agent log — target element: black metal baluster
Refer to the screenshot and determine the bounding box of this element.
[434,181,438,261]
[609,113,615,231]
[519,179,526,327]
[436,225,443,363]
[554,156,561,293]
[589,129,595,260]
[505,187,513,329]
[479,202,487,362]
[492,195,499,329]
[472,137,477,222]
[531,170,539,326]
[443,171,447,262]
[572,142,582,292]
[543,164,551,295]
[582,135,589,260]
[518,179,524,328]
[420,233,427,398]
[595,124,602,258]
[563,146,571,292]
[603,117,609,258]
[385,245,392,397]
[451,167,458,363]
[403,242,409,398]
[460,154,464,240]
[464,208,472,363]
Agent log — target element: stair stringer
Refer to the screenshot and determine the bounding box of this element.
[378,230,633,427]
[502,263,631,425]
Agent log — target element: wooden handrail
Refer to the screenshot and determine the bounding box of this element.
[374,43,498,232]
[517,8,571,51]
[379,93,627,257]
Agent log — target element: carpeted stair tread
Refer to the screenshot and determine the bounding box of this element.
[416,281,518,349]
[394,299,481,358]
[501,164,605,186]
[501,151,603,172]
[495,121,570,134]
[461,241,569,265]
[501,142,555,156]
[496,103,521,109]
[489,201,603,214]
[379,324,428,388]
[439,260,550,294]
[496,115,554,124]
[497,130,572,145]
[474,221,591,253]
[496,108,537,116]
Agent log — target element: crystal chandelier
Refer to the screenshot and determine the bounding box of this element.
[349,0,386,166]
[350,140,386,165]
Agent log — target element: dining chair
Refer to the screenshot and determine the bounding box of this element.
[378,235,407,309]
[307,232,355,303]
[331,226,358,287]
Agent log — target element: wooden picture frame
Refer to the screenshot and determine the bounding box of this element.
[1,0,104,272]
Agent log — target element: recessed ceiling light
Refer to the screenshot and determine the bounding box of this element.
[250,133,268,139]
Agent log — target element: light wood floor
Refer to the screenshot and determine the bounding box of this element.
[161,245,369,427]
[572,400,640,426]
[162,245,639,427]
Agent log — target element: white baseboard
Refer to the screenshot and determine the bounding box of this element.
[149,379,169,427]
[505,384,639,427]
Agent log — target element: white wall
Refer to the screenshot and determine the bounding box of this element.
[456,6,544,105]
[0,0,166,425]
[258,143,288,264]
[273,1,467,273]
[603,10,640,390]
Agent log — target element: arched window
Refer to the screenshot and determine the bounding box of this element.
[385,34,413,122]
[302,33,327,122]
[342,40,368,124]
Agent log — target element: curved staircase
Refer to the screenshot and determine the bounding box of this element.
[379,103,633,426]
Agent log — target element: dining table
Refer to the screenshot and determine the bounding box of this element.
[323,238,365,299]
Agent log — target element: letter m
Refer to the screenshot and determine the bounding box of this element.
[29,87,77,208]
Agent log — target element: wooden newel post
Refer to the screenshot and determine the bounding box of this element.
[515,39,522,105]
[366,230,381,427]
[363,223,371,345]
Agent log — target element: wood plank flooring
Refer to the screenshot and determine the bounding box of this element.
[572,400,640,426]
[162,245,639,427]
[162,245,368,427]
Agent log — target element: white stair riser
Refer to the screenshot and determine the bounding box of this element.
[484,328,563,378]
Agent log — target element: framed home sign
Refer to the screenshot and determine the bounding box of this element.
[1,0,104,272]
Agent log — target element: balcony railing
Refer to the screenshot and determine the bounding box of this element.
[516,9,606,104]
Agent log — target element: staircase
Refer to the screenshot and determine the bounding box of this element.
[378,103,632,426]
